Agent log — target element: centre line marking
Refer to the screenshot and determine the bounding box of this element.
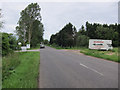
[80,63,103,76]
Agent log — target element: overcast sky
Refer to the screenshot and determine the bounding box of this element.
[0,0,119,40]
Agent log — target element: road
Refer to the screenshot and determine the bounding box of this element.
[39,46,118,88]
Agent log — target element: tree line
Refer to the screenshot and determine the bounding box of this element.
[16,3,44,47]
[50,22,120,47]
[1,3,44,56]
[1,33,17,56]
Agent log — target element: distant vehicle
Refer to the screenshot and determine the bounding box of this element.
[40,44,45,48]
[89,39,113,51]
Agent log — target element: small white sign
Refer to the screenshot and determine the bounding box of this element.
[18,42,22,45]
[26,44,30,49]
[21,46,27,51]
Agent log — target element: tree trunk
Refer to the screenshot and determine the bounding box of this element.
[28,29,31,44]
[28,22,33,44]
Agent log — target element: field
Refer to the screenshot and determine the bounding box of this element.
[48,44,119,62]
[2,51,40,88]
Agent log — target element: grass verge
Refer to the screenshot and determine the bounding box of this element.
[80,48,118,62]
[2,51,40,88]
[48,44,119,62]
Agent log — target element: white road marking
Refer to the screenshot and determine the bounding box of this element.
[80,63,103,76]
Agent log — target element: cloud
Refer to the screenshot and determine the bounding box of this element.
[2,24,16,33]
[1,2,118,40]
[39,2,118,40]
[1,2,31,33]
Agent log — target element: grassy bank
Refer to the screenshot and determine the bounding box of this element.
[48,44,119,62]
[80,48,118,62]
[2,51,40,88]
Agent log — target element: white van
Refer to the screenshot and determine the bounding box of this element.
[89,39,113,50]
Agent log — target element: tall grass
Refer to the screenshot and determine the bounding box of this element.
[2,53,21,81]
[2,52,40,88]
[80,48,119,62]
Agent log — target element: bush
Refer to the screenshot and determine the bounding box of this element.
[2,33,17,56]
[2,33,10,56]
[76,35,89,47]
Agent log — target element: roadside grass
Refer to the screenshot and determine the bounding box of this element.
[80,48,118,62]
[2,53,21,81]
[2,51,40,88]
[48,44,119,62]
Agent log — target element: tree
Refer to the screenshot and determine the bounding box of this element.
[44,39,49,45]
[2,33,18,56]
[61,23,77,47]
[31,20,44,47]
[78,25,86,35]
[73,26,77,46]
[76,25,89,47]
[95,25,119,47]
[16,3,43,47]
[0,9,3,56]
[2,33,10,56]
[8,34,17,50]
[118,24,120,46]
[50,34,58,45]
[50,23,77,47]
[76,35,89,47]
[50,21,119,47]
[86,21,99,39]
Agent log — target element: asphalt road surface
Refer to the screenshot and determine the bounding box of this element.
[39,46,118,88]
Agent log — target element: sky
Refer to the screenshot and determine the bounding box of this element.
[0,0,119,40]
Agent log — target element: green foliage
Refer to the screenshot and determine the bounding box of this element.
[2,33,17,56]
[9,34,17,50]
[2,52,40,88]
[95,25,119,46]
[50,22,119,48]
[16,3,44,47]
[50,23,77,47]
[86,21,99,39]
[76,35,89,47]
[0,33,2,55]
[31,20,44,47]
[85,22,119,47]
[2,53,20,81]
[44,39,49,45]
[2,33,10,56]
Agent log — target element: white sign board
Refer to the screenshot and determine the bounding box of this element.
[89,39,113,50]
[21,46,27,51]
[26,44,30,49]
